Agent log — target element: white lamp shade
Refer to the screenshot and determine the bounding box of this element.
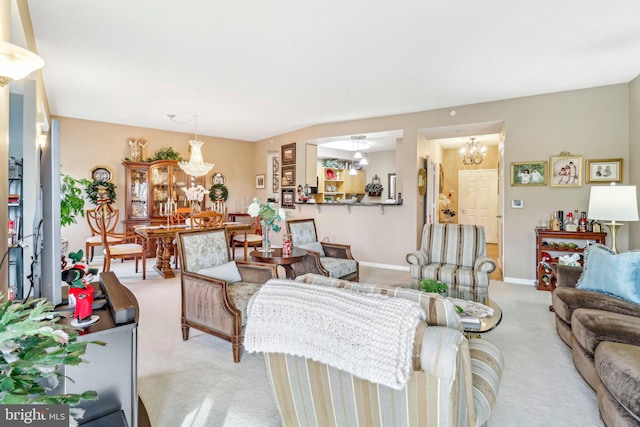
[0,42,45,85]
[587,185,639,221]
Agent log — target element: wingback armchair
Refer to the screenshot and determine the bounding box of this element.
[246,273,504,427]
[286,218,358,281]
[407,224,496,290]
[177,227,277,362]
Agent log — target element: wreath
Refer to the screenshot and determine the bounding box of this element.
[85,180,117,205]
[209,183,229,201]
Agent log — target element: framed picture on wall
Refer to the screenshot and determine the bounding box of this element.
[585,158,623,184]
[281,143,296,165]
[550,154,583,187]
[281,165,295,187]
[281,188,295,209]
[510,161,547,186]
[256,174,265,189]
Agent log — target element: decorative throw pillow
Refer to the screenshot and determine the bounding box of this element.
[298,241,326,257]
[197,261,242,284]
[577,244,640,304]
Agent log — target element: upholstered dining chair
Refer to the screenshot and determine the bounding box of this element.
[231,216,262,261]
[85,209,122,262]
[176,227,277,362]
[98,214,147,279]
[286,218,358,281]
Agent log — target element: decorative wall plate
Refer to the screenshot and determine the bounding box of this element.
[91,166,112,182]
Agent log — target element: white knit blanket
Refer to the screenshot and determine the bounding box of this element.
[244,279,426,390]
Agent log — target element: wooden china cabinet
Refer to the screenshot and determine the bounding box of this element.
[123,160,206,256]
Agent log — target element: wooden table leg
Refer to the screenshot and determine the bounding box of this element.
[153,236,175,279]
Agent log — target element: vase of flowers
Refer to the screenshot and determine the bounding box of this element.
[183,185,207,217]
[247,198,286,253]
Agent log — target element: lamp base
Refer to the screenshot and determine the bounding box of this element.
[603,222,624,254]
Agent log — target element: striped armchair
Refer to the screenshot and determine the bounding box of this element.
[407,224,496,291]
[252,273,504,427]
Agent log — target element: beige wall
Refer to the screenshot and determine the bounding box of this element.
[57,116,256,254]
[255,84,632,281]
[629,74,640,249]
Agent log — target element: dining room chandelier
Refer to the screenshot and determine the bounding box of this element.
[170,113,215,177]
[459,137,486,165]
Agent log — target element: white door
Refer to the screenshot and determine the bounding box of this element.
[458,169,498,243]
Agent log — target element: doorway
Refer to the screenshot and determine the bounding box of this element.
[458,169,499,243]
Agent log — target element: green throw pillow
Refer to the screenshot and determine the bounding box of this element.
[577,244,640,304]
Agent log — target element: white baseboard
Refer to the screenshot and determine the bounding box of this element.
[503,277,536,286]
[360,262,410,271]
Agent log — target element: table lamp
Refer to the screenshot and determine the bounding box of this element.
[587,184,639,253]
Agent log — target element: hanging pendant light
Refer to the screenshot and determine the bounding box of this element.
[459,137,486,165]
[350,135,369,166]
[170,113,215,177]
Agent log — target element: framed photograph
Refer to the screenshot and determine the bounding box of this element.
[281,165,295,187]
[550,154,583,187]
[255,174,265,189]
[510,161,547,186]
[281,188,295,209]
[585,158,623,184]
[91,166,113,182]
[281,143,296,165]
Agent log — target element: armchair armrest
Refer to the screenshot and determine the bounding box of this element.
[236,262,277,283]
[320,242,355,260]
[291,252,330,278]
[406,249,429,266]
[474,256,496,273]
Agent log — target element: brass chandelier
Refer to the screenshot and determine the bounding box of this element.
[459,137,486,165]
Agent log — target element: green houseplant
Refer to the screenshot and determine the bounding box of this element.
[419,278,448,294]
[60,173,90,227]
[364,182,383,196]
[0,296,103,423]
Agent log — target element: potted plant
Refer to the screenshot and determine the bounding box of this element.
[419,278,448,294]
[0,296,103,423]
[61,173,90,227]
[364,182,383,197]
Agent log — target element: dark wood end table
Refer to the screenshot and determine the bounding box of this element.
[250,248,307,279]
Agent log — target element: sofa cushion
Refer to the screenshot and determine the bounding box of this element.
[421,263,491,288]
[595,341,640,423]
[577,243,640,304]
[197,261,242,284]
[571,308,640,356]
[552,286,640,326]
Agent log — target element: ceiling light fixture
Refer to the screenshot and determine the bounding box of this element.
[459,137,486,165]
[351,135,368,163]
[169,113,215,177]
[0,42,45,87]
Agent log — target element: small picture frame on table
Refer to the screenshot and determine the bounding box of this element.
[585,158,623,184]
[281,188,295,209]
[550,154,583,187]
[510,161,547,186]
[281,143,296,165]
[281,165,295,187]
[256,174,265,189]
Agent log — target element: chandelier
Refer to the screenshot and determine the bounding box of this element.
[0,42,45,87]
[459,137,486,165]
[169,113,215,177]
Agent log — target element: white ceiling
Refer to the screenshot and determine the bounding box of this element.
[12,1,640,142]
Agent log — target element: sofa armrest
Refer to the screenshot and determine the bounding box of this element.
[474,256,496,273]
[419,326,466,380]
[236,261,277,283]
[321,242,355,260]
[554,264,582,288]
[406,249,429,266]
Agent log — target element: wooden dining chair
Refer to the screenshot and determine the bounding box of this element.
[85,209,122,261]
[231,216,263,261]
[98,213,147,279]
[190,211,225,228]
[171,207,191,268]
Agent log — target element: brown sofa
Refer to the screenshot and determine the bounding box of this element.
[551,265,640,426]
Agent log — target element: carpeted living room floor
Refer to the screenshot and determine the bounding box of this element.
[100,255,604,427]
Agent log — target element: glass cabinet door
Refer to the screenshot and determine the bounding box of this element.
[151,164,171,217]
[171,165,206,210]
[129,168,148,218]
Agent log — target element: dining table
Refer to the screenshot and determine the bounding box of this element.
[134,222,251,279]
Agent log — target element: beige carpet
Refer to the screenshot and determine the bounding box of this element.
[101,260,604,427]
